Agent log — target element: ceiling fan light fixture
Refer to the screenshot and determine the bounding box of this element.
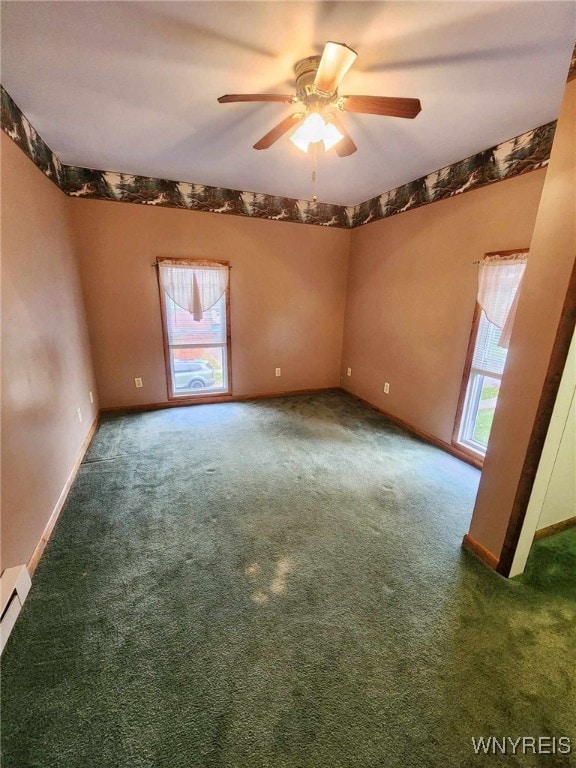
[322,121,345,151]
[289,112,344,153]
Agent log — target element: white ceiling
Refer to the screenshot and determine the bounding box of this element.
[1,1,574,206]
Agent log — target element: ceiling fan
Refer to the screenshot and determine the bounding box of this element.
[217,41,422,157]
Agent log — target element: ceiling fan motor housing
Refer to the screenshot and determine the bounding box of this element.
[294,56,337,104]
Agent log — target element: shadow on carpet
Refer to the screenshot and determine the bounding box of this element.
[2,392,574,767]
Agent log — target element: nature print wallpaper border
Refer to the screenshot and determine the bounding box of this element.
[0,78,565,229]
[1,87,64,187]
[345,121,557,228]
[567,43,576,82]
[0,85,347,229]
[60,165,349,228]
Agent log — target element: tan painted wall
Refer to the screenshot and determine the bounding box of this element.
[69,200,351,408]
[340,169,546,445]
[1,133,98,569]
[469,78,576,559]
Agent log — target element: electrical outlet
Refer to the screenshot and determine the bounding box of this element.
[347,367,352,377]
[77,408,83,423]
[275,368,281,377]
[134,377,143,388]
[384,382,390,394]
[89,390,94,404]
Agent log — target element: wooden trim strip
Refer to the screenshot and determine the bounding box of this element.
[453,248,529,459]
[156,257,230,268]
[157,258,177,401]
[462,533,499,570]
[27,415,100,577]
[100,387,340,414]
[484,248,530,258]
[156,257,233,402]
[343,390,483,470]
[452,301,483,454]
[534,516,576,540]
[497,255,576,576]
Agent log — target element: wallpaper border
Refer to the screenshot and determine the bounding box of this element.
[567,43,576,82]
[345,121,556,228]
[0,83,562,230]
[1,87,64,188]
[1,86,347,229]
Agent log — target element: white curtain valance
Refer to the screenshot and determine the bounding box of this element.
[159,261,228,321]
[477,253,527,349]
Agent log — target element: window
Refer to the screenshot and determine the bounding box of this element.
[157,258,231,398]
[454,251,527,457]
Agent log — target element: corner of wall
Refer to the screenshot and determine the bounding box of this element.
[467,77,576,574]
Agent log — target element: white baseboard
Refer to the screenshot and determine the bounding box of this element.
[1,565,32,654]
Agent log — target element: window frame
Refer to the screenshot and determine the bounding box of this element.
[452,248,528,463]
[453,301,486,462]
[156,257,232,402]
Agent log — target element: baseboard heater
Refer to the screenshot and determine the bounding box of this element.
[1,565,31,654]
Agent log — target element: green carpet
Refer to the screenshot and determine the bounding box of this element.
[2,391,575,767]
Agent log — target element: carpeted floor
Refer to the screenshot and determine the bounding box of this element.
[2,391,575,767]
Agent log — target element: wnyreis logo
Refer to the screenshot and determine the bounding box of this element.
[471,736,571,755]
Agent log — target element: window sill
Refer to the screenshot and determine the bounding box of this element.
[167,390,232,404]
[452,440,485,469]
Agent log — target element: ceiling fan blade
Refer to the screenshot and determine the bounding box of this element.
[327,114,357,157]
[218,94,296,104]
[253,113,303,150]
[341,95,422,118]
[314,42,358,93]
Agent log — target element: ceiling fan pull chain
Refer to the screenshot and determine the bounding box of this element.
[312,144,318,203]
